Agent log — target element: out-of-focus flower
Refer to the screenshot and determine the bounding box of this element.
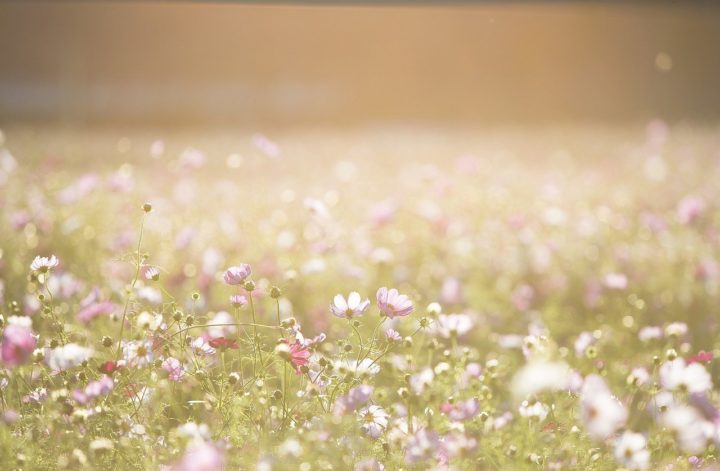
[136,311,163,331]
[223,264,251,285]
[335,358,381,377]
[385,329,402,342]
[613,431,650,470]
[330,292,370,319]
[511,361,570,400]
[574,331,596,357]
[333,385,374,415]
[46,343,93,372]
[357,405,389,438]
[30,255,59,273]
[207,311,237,338]
[172,442,225,471]
[518,400,550,422]
[432,313,473,338]
[208,337,239,350]
[638,326,663,342]
[405,429,441,465]
[677,195,706,225]
[687,351,713,364]
[76,300,117,324]
[440,398,480,421]
[659,359,712,394]
[252,133,280,158]
[229,294,247,308]
[376,287,414,319]
[665,322,688,338]
[604,273,628,290]
[162,357,185,382]
[1,325,37,367]
[72,375,114,405]
[580,375,627,441]
[662,405,711,454]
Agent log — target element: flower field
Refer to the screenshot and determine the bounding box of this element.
[1,123,720,470]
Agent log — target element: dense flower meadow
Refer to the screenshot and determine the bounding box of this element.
[1,123,720,469]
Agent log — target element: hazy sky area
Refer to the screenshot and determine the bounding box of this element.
[1,2,719,127]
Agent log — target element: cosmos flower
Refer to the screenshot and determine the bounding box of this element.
[440,398,480,421]
[518,400,550,422]
[30,255,59,273]
[510,360,570,400]
[229,294,248,307]
[385,329,402,342]
[143,266,160,281]
[277,340,310,374]
[46,343,93,372]
[172,442,225,471]
[190,337,216,356]
[432,313,474,338]
[376,287,414,319]
[122,340,154,367]
[330,292,370,319]
[223,264,251,285]
[659,359,712,394]
[333,385,374,416]
[357,405,390,438]
[580,375,627,441]
[662,405,711,454]
[208,337,239,350]
[162,357,185,382]
[1,325,37,367]
[613,431,650,470]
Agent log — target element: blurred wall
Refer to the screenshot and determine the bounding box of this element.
[0,2,719,126]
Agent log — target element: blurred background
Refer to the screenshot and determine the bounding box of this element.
[1,1,720,128]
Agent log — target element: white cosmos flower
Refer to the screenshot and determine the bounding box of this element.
[136,311,163,331]
[330,292,371,319]
[518,401,550,422]
[123,340,154,367]
[30,255,59,273]
[662,405,711,454]
[335,358,381,377]
[357,405,390,439]
[659,359,712,393]
[511,360,571,400]
[432,313,474,338]
[613,431,650,470]
[580,375,627,441]
[46,343,93,372]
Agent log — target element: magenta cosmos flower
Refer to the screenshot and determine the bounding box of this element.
[1,325,37,367]
[223,264,251,285]
[280,340,311,374]
[376,287,414,319]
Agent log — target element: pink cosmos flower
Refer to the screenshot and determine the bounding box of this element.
[376,287,414,319]
[76,300,117,324]
[162,357,185,382]
[229,294,248,307]
[172,442,225,471]
[1,325,37,367]
[223,264,251,285]
[385,329,402,342]
[282,340,311,374]
[440,398,480,421]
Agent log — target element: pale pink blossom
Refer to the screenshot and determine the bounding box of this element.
[223,264,251,285]
[1,325,37,367]
[376,287,414,319]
